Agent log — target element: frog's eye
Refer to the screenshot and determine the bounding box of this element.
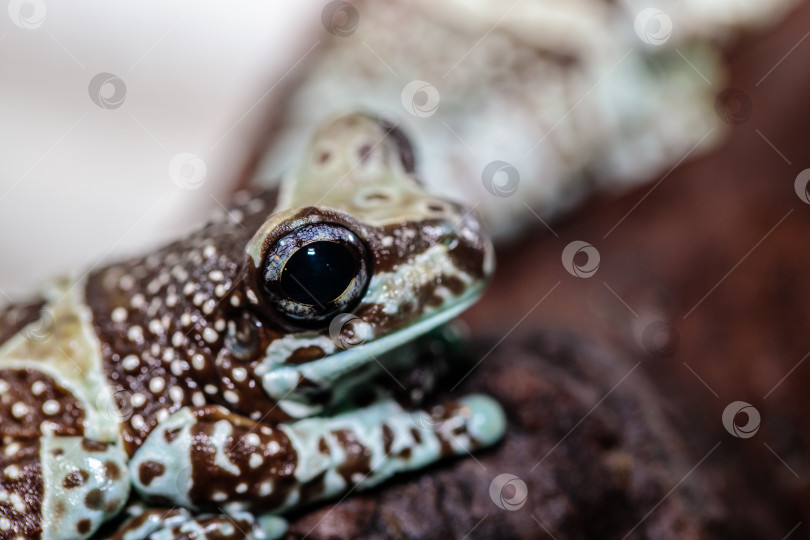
[261,223,370,324]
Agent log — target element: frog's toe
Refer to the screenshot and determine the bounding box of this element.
[458,393,507,447]
[0,436,129,539]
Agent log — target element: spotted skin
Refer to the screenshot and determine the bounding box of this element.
[0,113,505,539]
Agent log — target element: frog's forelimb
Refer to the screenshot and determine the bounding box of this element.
[128,395,504,537]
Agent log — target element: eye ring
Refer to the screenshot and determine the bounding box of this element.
[260,223,371,324]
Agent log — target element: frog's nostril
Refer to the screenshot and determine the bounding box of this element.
[353,186,398,208]
[426,202,445,213]
[357,143,373,163]
[317,150,331,164]
[364,192,390,202]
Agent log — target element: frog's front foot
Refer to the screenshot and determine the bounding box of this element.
[128,396,505,519]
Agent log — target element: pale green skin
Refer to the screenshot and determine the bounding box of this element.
[0,113,505,540]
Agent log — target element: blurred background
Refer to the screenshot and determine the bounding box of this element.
[3,0,810,538]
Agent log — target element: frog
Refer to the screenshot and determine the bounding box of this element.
[0,113,506,539]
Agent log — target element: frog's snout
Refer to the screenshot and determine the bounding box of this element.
[435,203,496,284]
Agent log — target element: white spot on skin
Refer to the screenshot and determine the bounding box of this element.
[119,274,135,290]
[204,385,218,395]
[9,493,24,512]
[230,295,241,307]
[0,517,9,531]
[128,325,144,342]
[209,270,224,282]
[203,245,217,259]
[162,349,175,363]
[214,284,227,298]
[202,299,216,315]
[171,360,186,376]
[249,453,263,468]
[223,390,239,404]
[192,392,206,406]
[232,367,247,382]
[149,377,165,394]
[214,319,226,332]
[112,307,128,323]
[122,355,140,371]
[193,292,206,307]
[166,294,178,308]
[172,332,185,347]
[173,265,189,282]
[131,393,146,408]
[148,319,163,335]
[0,380,8,394]
[42,400,60,415]
[246,289,259,304]
[156,408,169,423]
[267,440,281,455]
[203,328,219,343]
[131,294,146,309]
[183,282,195,296]
[212,491,227,502]
[31,381,46,396]
[11,402,27,419]
[192,354,206,371]
[259,481,272,496]
[169,386,184,403]
[4,443,20,456]
[3,465,20,480]
[235,483,248,494]
[180,313,192,327]
[131,415,146,431]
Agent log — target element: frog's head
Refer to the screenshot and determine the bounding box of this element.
[239,113,494,409]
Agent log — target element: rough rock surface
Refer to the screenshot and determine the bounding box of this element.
[287,332,723,539]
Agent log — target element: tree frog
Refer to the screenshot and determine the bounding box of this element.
[0,113,505,539]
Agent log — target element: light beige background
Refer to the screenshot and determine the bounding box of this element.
[0,0,326,297]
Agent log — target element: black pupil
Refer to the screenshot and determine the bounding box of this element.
[280,241,358,306]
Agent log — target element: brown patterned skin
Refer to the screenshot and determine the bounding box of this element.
[84,189,284,454]
[0,439,42,539]
[0,300,45,350]
[0,113,502,539]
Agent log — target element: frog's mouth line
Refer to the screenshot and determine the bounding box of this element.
[261,283,486,407]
